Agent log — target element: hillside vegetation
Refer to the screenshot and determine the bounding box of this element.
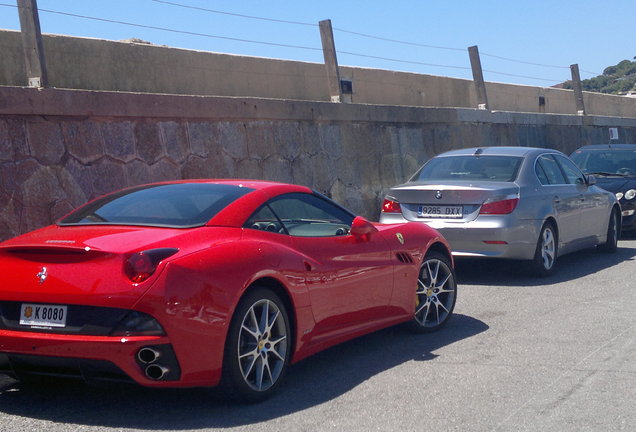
[563,58,636,95]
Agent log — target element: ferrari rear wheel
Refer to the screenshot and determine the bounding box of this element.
[412,251,457,332]
[222,288,291,402]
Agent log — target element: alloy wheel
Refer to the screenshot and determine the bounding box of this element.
[540,226,556,270]
[237,298,288,392]
[414,254,456,330]
[599,209,619,253]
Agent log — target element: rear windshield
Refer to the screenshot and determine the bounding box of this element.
[59,183,254,228]
[570,149,636,175]
[412,155,523,182]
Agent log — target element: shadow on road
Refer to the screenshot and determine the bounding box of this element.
[0,314,487,428]
[455,238,636,287]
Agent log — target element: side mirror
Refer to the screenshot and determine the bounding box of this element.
[350,216,378,241]
[586,174,596,186]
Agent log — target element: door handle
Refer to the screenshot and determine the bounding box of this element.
[303,261,313,271]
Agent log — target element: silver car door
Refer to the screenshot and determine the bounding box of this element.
[554,154,608,239]
[536,154,581,248]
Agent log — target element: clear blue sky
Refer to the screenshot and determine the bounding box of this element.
[1,0,634,87]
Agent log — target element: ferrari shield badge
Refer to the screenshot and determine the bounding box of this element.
[396,233,405,245]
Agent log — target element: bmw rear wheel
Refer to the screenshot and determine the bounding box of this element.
[222,288,291,402]
[598,208,619,253]
[530,222,558,277]
[411,251,457,332]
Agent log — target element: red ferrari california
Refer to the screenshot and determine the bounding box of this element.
[0,180,456,401]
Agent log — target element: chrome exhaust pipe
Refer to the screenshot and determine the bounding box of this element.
[145,364,169,381]
[137,347,161,364]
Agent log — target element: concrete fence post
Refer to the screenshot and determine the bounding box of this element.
[468,45,489,110]
[17,0,48,88]
[319,19,343,103]
[570,64,586,115]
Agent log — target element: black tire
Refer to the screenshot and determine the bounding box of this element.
[530,222,558,277]
[410,251,457,333]
[598,208,619,253]
[221,287,291,403]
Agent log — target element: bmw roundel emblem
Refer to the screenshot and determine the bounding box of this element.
[435,190,443,200]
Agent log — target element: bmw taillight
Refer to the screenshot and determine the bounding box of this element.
[382,197,402,213]
[479,198,519,215]
[124,248,179,283]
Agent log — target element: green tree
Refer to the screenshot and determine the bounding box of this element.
[574,59,636,94]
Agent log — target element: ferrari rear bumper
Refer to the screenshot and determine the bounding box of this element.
[0,329,181,386]
[0,352,133,384]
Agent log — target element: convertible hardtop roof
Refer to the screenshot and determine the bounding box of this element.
[135,180,316,226]
[53,180,316,229]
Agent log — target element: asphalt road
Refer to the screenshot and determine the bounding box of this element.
[1,237,634,432]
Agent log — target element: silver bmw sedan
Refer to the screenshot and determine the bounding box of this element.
[380,146,621,276]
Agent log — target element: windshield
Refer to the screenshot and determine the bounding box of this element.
[570,149,636,176]
[59,183,254,228]
[411,155,523,182]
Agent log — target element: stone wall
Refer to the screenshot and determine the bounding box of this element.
[3,30,636,117]
[2,86,636,242]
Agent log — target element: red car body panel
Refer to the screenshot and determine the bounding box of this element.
[0,180,452,388]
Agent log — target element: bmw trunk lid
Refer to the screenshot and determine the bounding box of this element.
[388,181,520,222]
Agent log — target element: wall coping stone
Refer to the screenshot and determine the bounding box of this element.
[3,86,636,128]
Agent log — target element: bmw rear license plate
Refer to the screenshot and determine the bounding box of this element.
[418,205,463,218]
[20,304,68,328]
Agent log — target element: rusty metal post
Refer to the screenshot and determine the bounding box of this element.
[319,19,342,103]
[468,45,489,110]
[17,0,48,87]
[570,64,586,115]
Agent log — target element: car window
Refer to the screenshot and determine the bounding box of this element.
[554,154,586,185]
[413,156,522,182]
[535,155,567,185]
[571,149,636,175]
[245,204,284,233]
[246,193,354,237]
[535,160,550,184]
[59,183,254,228]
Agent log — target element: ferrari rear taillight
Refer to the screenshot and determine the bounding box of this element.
[124,248,179,283]
[479,198,519,215]
[382,197,402,213]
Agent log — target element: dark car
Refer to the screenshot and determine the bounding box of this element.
[570,144,636,232]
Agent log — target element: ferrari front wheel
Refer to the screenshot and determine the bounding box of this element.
[411,251,457,332]
[222,288,291,402]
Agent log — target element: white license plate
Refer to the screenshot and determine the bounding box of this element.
[418,205,463,218]
[20,304,68,328]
